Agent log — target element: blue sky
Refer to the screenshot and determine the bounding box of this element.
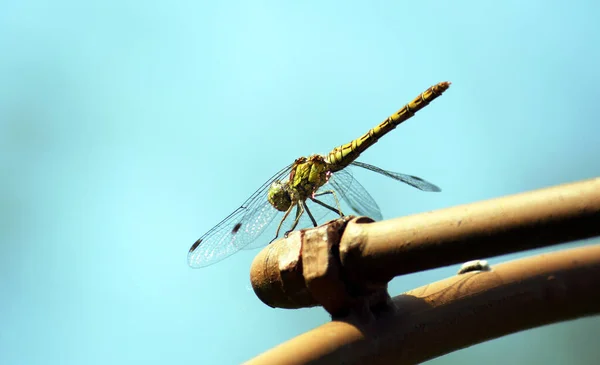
[1,1,599,364]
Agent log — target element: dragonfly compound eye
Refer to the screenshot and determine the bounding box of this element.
[267,180,292,212]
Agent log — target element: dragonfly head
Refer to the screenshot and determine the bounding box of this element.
[267,180,292,212]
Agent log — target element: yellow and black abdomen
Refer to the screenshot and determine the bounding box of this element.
[326,81,451,171]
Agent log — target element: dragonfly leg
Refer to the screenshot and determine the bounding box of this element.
[312,190,344,217]
[273,202,296,241]
[284,203,305,237]
[302,201,318,227]
[290,203,304,231]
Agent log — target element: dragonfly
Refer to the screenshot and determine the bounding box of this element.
[188,81,451,268]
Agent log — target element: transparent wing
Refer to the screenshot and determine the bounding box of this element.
[350,161,441,192]
[187,163,293,268]
[328,168,383,221]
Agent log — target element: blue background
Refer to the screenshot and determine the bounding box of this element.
[1,1,599,364]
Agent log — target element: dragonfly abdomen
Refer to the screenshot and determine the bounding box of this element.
[326,81,451,171]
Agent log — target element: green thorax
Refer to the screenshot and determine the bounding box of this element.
[267,155,330,212]
[290,155,330,199]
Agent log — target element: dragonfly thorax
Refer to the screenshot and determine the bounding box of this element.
[267,155,331,212]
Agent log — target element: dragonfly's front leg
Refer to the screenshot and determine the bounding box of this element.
[273,203,296,241]
[285,203,304,236]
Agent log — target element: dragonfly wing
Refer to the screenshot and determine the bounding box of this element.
[188,164,293,268]
[329,168,383,221]
[350,161,441,192]
[187,201,280,267]
[232,199,282,250]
